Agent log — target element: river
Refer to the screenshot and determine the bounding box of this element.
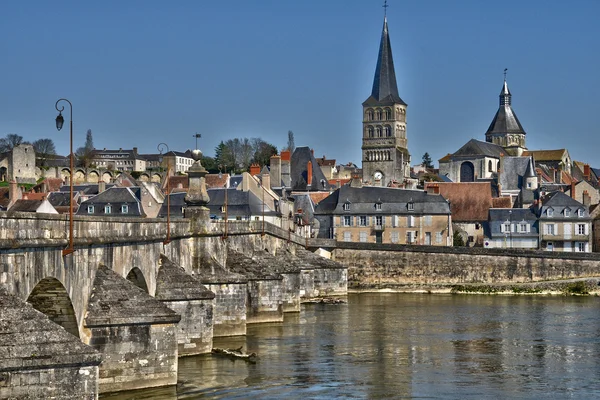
[101,293,600,399]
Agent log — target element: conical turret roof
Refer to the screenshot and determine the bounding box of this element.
[486,79,526,135]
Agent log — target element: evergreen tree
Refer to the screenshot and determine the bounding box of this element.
[422,152,433,169]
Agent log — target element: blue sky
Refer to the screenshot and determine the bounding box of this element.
[1,0,599,167]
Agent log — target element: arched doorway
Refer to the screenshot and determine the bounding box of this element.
[27,277,79,338]
[460,161,475,182]
[126,267,149,293]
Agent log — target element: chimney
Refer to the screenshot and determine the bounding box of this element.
[571,181,576,199]
[583,190,591,206]
[350,173,363,188]
[336,179,341,188]
[280,150,291,161]
[133,147,138,155]
[98,180,106,193]
[250,163,261,176]
[8,181,21,208]
[270,155,281,187]
[310,148,314,156]
[262,171,271,190]
[307,161,313,186]
[584,164,591,180]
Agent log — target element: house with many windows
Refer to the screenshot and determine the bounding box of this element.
[484,208,539,249]
[536,191,591,252]
[76,187,145,217]
[314,180,452,245]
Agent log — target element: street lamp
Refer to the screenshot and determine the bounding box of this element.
[509,210,512,249]
[55,98,75,256]
[219,164,228,239]
[258,180,265,236]
[158,143,171,245]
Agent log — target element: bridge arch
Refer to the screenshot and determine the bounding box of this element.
[126,267,149,293]
[27,277,80,338]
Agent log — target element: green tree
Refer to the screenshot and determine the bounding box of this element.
[453,231,465,247]
[252,139,278,167]
[422,152,433,169]
[286,130,295,153]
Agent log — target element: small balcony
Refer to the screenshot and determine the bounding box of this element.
[372,225,385,232]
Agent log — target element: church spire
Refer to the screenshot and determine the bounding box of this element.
[500,68,511,106]
[369,12,405,105]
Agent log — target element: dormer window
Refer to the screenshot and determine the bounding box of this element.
[578,209,585,217]
[87,205,94,214]
[104,205,112,214]
[547,208,553,217]
[564,209,570,217]
[343,202,351,211]
[121,205,128,213]
[375,202,382,211]
[407,202,414,211]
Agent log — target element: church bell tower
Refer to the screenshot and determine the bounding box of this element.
[361,11,411,187]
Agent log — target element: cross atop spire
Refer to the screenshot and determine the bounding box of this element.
[503,68,508,82]
[383,0,388,17]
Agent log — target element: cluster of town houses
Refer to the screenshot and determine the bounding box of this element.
[2,15,599,253]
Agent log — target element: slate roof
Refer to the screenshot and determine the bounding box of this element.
[8,199,44,212]
[290,147,332,191]
[499,156,532,191]
[538,191,589,218]
[314,185,450,216]
[434,182,492,221]
[362,17,406,107]
[60,184,116,196]
[485,80,526,136]
[485,208,539,238]
[157,192,186,218]
[523,149,569,162]
[47,191,73,207]
[77,187,144,217]
[451,139,505,159]
[205,188,277,219]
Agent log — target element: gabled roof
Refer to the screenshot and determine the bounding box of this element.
[362,16,406,107]
[523,149,569,162]
[290,147,331,191]
[452,139,505,159]
[541,190,586,210]
[77,187,144,217]
[499,156,532,191]
[8,199,44,212]
[434,182,493,221]
[47,191,73,207]
[314,185,450,216]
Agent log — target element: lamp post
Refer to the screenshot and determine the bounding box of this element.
[509,210,512,249]
[219,164,228,239]
[158,143,171,245]
[258,180,265,236]
[55,99,75,256]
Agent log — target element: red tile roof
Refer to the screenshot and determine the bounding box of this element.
[205,173,229,189]
[434,182,493,222]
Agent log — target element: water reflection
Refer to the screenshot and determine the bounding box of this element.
[101,293,600,399]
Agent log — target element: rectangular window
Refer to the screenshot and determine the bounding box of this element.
[519,223,527,233]
[375,203,382,211]
[375,215,383,227]
[87,205,94,214]
[576,242,587,252]
[343,203,350,211]
[359,231,367,242]
[407,202,414,211]
[546,224,555,235]
[391,231,399,243]
[104,205,112,214]
[564,209,570,217]
[424,215,432,226]
[121,205,128,213]
[343,231,352,242]
[343,216,352,226]
[503,223,510,232]
[359,216,367,226]
[547,209,553,217]
[436,232,443,244]
[578,209,585,217]
[577,224,586,235]
[407,215,415,228]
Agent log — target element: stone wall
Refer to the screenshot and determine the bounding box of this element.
[204,282,247,337]
[330,243,600,289]
[280,272,301,312]
[246,278,284,324]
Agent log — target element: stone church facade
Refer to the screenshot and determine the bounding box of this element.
[361,16,411,188]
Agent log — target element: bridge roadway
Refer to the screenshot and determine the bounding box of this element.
[0,211,346,397]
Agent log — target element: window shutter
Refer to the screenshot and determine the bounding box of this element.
[585,224,589,235]
[511,223,515,233]
[500,223,505,233]
[526,224,530,233]
[554,224,558,235]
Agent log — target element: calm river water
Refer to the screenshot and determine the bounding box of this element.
[101,293,600,399]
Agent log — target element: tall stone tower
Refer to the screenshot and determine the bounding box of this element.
[485,75,527,156]
[362,15,410,187]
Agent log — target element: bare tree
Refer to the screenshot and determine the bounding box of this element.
[0,134,25,153]
[32,138,57,167]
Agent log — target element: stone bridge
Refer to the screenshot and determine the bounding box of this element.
[0,211,347,398]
